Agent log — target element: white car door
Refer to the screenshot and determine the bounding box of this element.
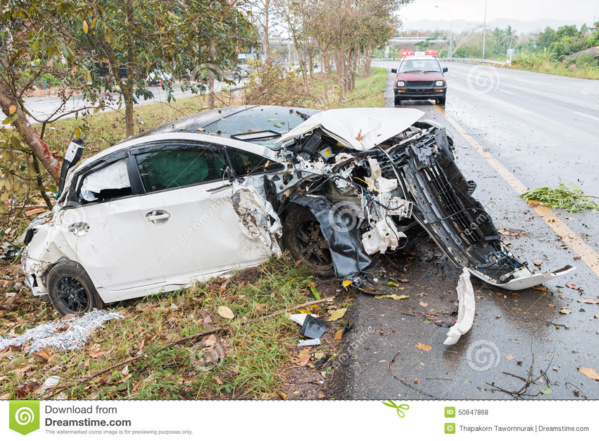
[71,157,166,296]
[131,141,274,284]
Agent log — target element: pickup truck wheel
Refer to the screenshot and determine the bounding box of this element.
[283,206,335,277]
[394,96,402,106]
[47,261,105,316]
[438,97,446,105]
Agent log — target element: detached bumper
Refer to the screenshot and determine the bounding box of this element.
[394,86,446,99]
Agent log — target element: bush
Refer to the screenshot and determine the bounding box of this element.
[243,61,311,107]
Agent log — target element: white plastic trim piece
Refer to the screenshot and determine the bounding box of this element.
[444,268,476,345]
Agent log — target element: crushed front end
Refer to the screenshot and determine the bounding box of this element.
[271,108,573,290]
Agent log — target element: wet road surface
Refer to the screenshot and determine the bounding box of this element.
[334,62,599,400]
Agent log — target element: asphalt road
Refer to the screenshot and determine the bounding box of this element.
[1,78,245,123]
[333,61,599,400]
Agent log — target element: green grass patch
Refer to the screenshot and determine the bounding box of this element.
[0,259,321,400]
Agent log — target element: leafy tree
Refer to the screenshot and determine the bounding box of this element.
[0,0,254,188]
[537,26,558,50]
[73,0,254,137]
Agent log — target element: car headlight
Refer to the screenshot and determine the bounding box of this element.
[435,80,444,86]
[396,81,405,87]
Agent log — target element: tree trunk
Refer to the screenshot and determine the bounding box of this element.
[0,85,61,183]
[263,0,270,63]
[124,90,135,137]
[124,0,136,137]
[208,76,215,109]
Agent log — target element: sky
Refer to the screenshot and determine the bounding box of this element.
[399,0,599,24]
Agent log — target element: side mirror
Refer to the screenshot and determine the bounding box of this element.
[443,67,448,73]
[58,139,84,195]
[391,68,397,74]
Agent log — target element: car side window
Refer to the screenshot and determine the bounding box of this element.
[79,159,132,204]
[227,148,284,177]
[135,146,227,193]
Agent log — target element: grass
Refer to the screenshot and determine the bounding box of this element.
[305,67,388,109]
[510,53,599,80]
[0,67,386,400]
[0,258,339,400]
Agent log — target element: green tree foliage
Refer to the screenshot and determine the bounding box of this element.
[0,0,255,186]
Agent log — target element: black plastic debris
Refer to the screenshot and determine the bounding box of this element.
[300,315,327,339]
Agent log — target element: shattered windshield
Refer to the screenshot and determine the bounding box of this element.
[202,106,319,147]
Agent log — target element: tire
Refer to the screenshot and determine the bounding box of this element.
[282,205,335,277]
[394,96,401,106]
[46,261,105,316]
[438,97,446,105]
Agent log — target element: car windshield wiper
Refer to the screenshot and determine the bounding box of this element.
[402,70,422,73]
[423,70,441,73]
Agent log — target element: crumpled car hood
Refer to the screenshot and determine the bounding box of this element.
[276,108,425,151]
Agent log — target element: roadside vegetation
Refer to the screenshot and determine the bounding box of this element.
[377,20,599,80]
[0,256,351,400]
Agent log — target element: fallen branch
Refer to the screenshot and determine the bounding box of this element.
[387,350,440,399]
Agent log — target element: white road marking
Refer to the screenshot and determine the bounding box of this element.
[573,111,599,121]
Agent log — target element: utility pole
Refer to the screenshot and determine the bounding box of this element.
[482,0,487,59]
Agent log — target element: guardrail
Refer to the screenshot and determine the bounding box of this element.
[373,57,508,67]
[437,57,508,67]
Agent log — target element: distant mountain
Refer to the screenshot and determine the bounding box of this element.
[401,18,590,34]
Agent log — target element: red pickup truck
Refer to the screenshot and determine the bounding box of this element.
[391,55,448,105]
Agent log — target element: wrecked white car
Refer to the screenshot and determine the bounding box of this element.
[21,106,573,315]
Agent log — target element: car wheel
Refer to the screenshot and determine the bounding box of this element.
[438,97,446,105]
[47,261,105,316]
[283,206,335,277]
[394,96,402,106]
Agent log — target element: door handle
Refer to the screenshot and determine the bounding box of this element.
[146,210,170,224]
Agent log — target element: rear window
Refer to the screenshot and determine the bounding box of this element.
[136,148,227,192]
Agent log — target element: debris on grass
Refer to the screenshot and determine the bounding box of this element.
[299,315,327,339]
[521,183,599,212]
[0,310,123,354]
[327,308,347,322]
[373,294,409,300]
[297,338,321,347]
